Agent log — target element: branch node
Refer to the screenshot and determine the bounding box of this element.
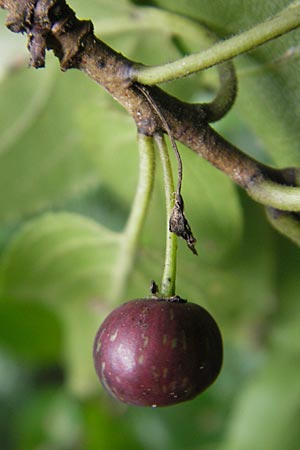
[3,0,36,33]
[51,18,93,70]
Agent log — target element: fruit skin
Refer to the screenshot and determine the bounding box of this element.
[93,297,223,407]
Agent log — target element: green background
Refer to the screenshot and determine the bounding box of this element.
[0,1,300,449]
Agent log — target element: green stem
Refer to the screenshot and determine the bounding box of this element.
[131,2,300,85]
[266,207,300,245]
[110,133,155,301]
[202,62,237,123]
[154,133,178,297]
[248,179,300,211]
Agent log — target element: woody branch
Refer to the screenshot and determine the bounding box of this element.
[1,0,300,217]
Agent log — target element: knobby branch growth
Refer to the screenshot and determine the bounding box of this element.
[1,0,300,243]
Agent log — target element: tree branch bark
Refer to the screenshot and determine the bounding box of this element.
[1,0,300,208]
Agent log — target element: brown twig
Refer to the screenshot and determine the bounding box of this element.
[0,0,298,195]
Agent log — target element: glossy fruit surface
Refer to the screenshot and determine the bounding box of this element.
[93,297,223,407]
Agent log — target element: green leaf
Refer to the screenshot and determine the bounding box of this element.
[0,61,99,224]
[136,0,291,33]
[0,212,120,304]
[71,0,132,19]
[82,398,143,450]
[60,302,104,396]
[179,147,243,262]
[15,389,83,450]
[223,353,300,450]
[269,235,300,354]
[0,300,62,364]
[0,212,122,394]
[76,95,139,206]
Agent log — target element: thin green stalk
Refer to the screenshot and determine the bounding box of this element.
[202,62,237,122]
[248,179,300,211]
[154,133,178,297]
[132,2,300,85]
[110,133,155,301]
[266,207,300,245]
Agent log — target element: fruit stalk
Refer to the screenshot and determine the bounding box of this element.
[154,134,177,297]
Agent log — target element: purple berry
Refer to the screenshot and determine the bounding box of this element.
[93,297,222,407]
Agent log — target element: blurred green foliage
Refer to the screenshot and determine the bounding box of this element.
[0,1,300,449]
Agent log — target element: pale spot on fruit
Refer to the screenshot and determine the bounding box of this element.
[117,343,135,371]
[169,308,175,320]
[163,334,168,345]
[143,335,149,347]
[109,329,119,342]
[96,337,102,352]
[100,362,111,393]
[138,355,144,365]
[96,327,106,352]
